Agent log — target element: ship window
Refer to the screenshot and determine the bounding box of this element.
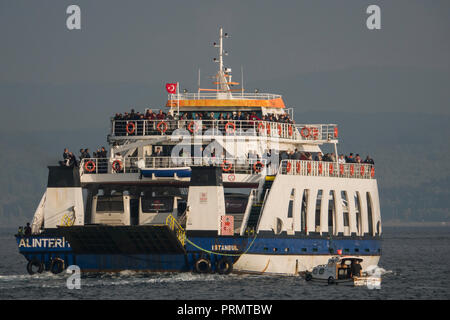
[341,191,349,231]
[302,248,307,252]
[343,212,349,227]
[366,192,374,235]
[300,189,309,233]
[354,192,362,235]
[328,191,336,234]
[96,196,124,213]
[313,248,318,252]
[319,268,324,275]
[287,200,293,218]
[354,248,359,253]
[315,190,323,231]
[141,197,173,213]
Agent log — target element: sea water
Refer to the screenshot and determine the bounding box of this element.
[0,226,449,300]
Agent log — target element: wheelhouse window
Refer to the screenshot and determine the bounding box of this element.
[141,197,173,213]
[328,191,336,234]
[96,196,124,213]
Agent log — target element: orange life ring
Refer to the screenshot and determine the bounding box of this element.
[318,162,323,175]
[360,166,365,176]
[371,167,375,178]
[112,160,122,172]
[221,160,233,172]
[253,161,264,173]
[157,121,168,133]
[188,121,199,133]
[307,162,312,174]
[225,122,236,134]
[286,162,292,173]
[339,164,344,175]
[257,122,265,133]
[288,125,293,136]
[300,127,310,138]
[329,163,334,174]
[126,122,136,134]
[334,127,338,138]
[296,161,301,174]
[350,165,354,176]
[277,124,282,136]
[266,124,271,135]
[84,160,96,173]
[311,127,319,140]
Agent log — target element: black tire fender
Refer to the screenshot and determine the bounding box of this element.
[27,259,44,275]
[50,258,65,274]
[216,258,233,275]
[194,257,211,274]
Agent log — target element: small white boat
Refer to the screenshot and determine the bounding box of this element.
[304,257,381,288]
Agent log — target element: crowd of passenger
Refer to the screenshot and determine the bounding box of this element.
[59,147,108,168]
[113,108,295,124]
[276,150,374,164]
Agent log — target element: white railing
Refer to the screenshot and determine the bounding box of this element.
[294,124,338,141]
[279,160,375,179]
[111,119,336,142]
[168,92,282,100]
[80,157,276,176]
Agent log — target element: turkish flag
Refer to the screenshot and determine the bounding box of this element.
[166,83,177,94]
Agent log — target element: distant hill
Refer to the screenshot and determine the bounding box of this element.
[0,111,448,227]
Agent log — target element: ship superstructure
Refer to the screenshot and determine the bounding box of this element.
[17,28,381,275]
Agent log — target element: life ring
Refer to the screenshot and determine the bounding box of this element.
[188,121,199,134]
[225,122,236,134]
[126,122,136,134]
[296,161,301,174]
[194,257,211,274]
[84,160,96,173]
[27,259,44,275]
[257,122,265,133]
[334,127,338,138]
[286,162,292,173]
[112,160,123,172]
[216,258,233,275]
[50,258,65,274]
[329,163,334,174]
[253,161,264,173]
[288,125,293,136]
[157,121,168,133]
[266,124,271,135]
[307,162,312,174]
[350,165,355,176]
[339,164,344,175]
[312,127,319,140]
[318,162,323,175]
[221,160,233,172]
[300,127,310,138]
[305,273,312,281]
[360,166,365,176]
[277,124,282,136]
[371,167,375,178]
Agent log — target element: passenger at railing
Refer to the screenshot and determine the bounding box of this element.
[345,153,355,163]
[338,154,346,164]
[67,152,78,168]
[145,109,156,120]
[156,109,166,120]
[364,155,375,165]
[355,154,362,164]
[59,148,70,166]
[314,153,323,161]
[84,148,91,159]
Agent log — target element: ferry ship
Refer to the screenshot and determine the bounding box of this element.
[16,28,381,276]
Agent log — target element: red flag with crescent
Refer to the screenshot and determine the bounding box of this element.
[166,83,177,94]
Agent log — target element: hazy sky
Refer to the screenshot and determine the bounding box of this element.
[0,0,449,131]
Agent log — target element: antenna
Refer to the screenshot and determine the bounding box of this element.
[212,27,231,94]
[198,68,201,93]
[241,65,244,95]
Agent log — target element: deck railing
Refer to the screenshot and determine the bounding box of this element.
[279,160,375,179]
[111,119,338,142]
[80,157,276,176]
[168,92,282,100]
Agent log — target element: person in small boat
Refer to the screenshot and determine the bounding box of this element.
[24,223,32,236]
[351,260,362,277]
